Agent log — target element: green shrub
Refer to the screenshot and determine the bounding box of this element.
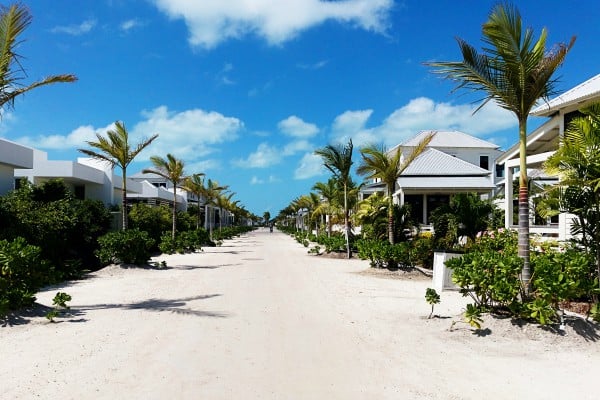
[445,229,522,309]
[0,237,50,316]
[129,204,171,250]
[96,228,154,265]
[159,230,208,254]
[410,235,435,268]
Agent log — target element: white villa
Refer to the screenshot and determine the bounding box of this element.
[361,130,503,226]
[496,72,600,240]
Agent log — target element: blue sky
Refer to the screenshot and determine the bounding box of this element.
[2,0,598,215]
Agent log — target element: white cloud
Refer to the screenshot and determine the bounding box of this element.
[330,109,376,147]
[15,123,114,150]
[51,19,97,35]
[283,139,312,156]
[250,175,280,185]
[186,159,221,173]
[294,152,324,180]
[330,98,516,147]
[297,60,329,70]
[151,0,393,48]
[250,176,264,185]
[278,115,319,138]
[120,19,145,32]
[133,106,243,159]
[232,142,282,168]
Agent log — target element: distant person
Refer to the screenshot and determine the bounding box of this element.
[269,223,273,233]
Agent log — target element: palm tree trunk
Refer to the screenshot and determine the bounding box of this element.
[344,183,351,259]
[518,121,531,296]
[388,184,395,245]
[172,186,177,240]
[121,167,128,230]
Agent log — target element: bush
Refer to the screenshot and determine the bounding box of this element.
[410,235,435,268]
[356,239,411,269]
[0,237,51,316]
[445,229,522,309]
[129,204,171,250]
[96,228,154,265]
[159,229,209,254]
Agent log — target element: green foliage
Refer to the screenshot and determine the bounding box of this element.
[96,228,154,265]
[446,229,522,308]
[0,179,111,275]
[128,204,171,249]
[159,229,209,254]
[525,298,556,325]
[308,246,321,255]
[463,304,483,329]
[410,235,435,268]
[590,303,600,323]
[355,239,411,269]
[0,238,49,316]
[425,288,441,319]
[46,292,72,322]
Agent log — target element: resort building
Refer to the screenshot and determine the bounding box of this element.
[361,130,503,228]
[0,138,33,195]
[496,72,600,240]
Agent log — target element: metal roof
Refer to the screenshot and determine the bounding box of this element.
[401,130,500,149]
[532,73,600,116]
[402,148,490,176]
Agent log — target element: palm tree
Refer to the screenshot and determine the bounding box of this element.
[263,211,271,226]
[142,154,185,240]
[313,178,339,237]
[181,173,206,230]
[315,139,354,258]
[79,121,158,229]
[426,3,575,294]
[215,191,235,230]
[545,102,600,291]
[203,179,228,239]
[0,4,77,110]
[357,133,433,244]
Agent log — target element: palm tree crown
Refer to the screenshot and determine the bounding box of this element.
[79,121,158,229]
[0,3,77,110]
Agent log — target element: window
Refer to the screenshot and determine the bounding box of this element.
[496,164,504,178]
[480,155,489,170]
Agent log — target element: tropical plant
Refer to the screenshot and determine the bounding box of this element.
[79,121,158,229]
[142,154,185,240]
[0,3,76,110]
[315,139,354,258]
[357,134,433,244]
[96,228,154,265]
[181,173,206,230]
[544,102,600,292]
[427,3,575,295]
[313,178,340,237]
[203,179,228,239]
[425,288,441,319]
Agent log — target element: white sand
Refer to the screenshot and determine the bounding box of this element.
[1,228,599,399]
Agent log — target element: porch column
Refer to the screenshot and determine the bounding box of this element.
[423,194,428,225]
[504,165,513,228]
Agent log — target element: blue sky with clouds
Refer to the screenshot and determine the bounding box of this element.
[2,0,598,215]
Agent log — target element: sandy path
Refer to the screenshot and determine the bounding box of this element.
[1,228,599,399]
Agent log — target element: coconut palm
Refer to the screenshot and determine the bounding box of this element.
[426,3,575,294]
[79,121,158,229]
[215,191,235,230]
[142,154,185,240]
[313,178,340,237]
[357,133,433,244]
[315,139,354,258]
[545,102,600,290]
[181,173,206,230]
[0,3,76,110]
[203,179,228,239]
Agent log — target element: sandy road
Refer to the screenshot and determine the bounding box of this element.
[1,228,599,399]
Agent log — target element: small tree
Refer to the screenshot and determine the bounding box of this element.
[142,154,185,240]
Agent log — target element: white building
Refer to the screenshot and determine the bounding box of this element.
[0,138,33,195]
[361,130,503,226]
[496,73,600,240]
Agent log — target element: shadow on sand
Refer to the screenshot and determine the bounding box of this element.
[1,294,227,327]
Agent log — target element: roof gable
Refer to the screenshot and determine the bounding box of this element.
[401,130,499,149]
[403,148,490,176]
[532,73,600,116]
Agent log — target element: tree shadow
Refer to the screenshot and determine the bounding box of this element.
[75,294,228,318]
[1,294,227,327]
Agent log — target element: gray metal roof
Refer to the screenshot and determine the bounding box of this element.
[397,176,495,190]
[532,73,600,116]
[402,148,490,176]
[401,130,499,149]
